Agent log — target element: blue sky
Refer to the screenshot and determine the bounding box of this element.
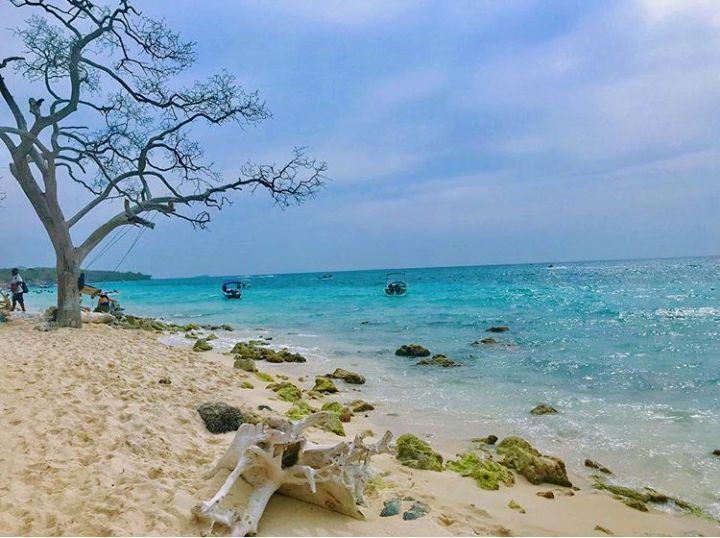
[1,0,719,277]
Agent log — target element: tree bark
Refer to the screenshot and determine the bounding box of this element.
[55,249,82,328]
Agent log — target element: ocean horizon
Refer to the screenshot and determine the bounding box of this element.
[26,254,720,517]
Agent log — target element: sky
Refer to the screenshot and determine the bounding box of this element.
[1,0,719,277]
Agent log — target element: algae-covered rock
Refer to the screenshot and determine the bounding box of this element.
[536,490,555,499]
[221,324,234,331]
[403,501,429,520]
[268,381,302,403]
[592,479,708,518]
[712,449,720,457]
[254,371,274,382]
[508,500,525,513]
[472,337,497,345]
[380,498,401,517]
[350,399,375,413]
[416,354,461,367]
[312,376,338,393]
[446,452,514,490]
[197,402,245,433]
[497,436,571,487]
[206,333,218,341]
[487,326,509,333]
[395,344,431,357]
[240,381,254,389]
[276,349,307,363]
[594,525,613,535]
[193,338,213,352]
[320,412,345,436]
[531,404,558,415]
[286,400,317,420]
[328,367,366,384]
[234,357,257,372]
[472,435,498,445]
[396,434,443,472]
[321,401,353,422]
[585,459,612,474]
[183,323,200,332]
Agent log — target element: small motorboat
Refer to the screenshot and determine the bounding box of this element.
[319,273,333,280]
[222,280,246,299]
[384,272,408,296]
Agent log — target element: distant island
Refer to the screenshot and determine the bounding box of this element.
[0,267,151,287]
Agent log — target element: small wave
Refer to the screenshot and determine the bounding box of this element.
[654,307,720,319]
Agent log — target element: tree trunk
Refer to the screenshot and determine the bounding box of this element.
[56,251,82,328]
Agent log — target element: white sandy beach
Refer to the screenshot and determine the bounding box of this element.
[0,317,718,537]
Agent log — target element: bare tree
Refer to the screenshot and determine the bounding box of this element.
[0,0,326,327]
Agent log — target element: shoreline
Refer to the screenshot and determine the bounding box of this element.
[0,314,718,536]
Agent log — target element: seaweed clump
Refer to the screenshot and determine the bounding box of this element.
[395,434,443,471]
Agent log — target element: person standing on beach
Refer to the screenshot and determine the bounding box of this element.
[9,268,26,312]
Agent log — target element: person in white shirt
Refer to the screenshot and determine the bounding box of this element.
[9,268,26,312]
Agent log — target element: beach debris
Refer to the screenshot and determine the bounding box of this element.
[193,412,393,536]
[594,524,614,535]
[327,368,366,384]
[403,501,430,520]
[396,434,444,471]
[234,357,257,372]
[158,377,171,385]
[497,436,572,487]
[446,452,514,490]
[472,337,497,345]
[486,326,509,333]
[380,498,402,517]
[591,478,708,518]
[584,459,612,474]
[416,354,461,367]
[350,400,375,413]
[312,376,339,393]
[472,435,498,445]
[321,402,353,422]
[530,404,558,415]
[193,338,213,352]
[508,500,525,513]
[197,402,247,434]
[267,381,303,403]
[33,321,56,331]
[395,344,431,357]
[536,490,555,499]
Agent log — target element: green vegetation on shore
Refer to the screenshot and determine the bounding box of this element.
[0,267,151,286]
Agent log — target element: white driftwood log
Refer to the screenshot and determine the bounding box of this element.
[193,411,393,536]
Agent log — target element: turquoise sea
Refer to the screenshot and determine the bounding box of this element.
[29,256,720,515]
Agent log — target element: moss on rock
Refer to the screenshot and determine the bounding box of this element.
[254,371,274,382]
[328,367,366,384]
[197,402,245,433]
[312,376,338,393]
[395,344,431,357]
[286,400,317,420]
[497,436,571,487]
[234,357,257,372]
[446,452,515,490]
[396,434,443,471]
[193,338,213,352]
[416,354,461,367]
[268,381,302,403]
[321,401,353,422]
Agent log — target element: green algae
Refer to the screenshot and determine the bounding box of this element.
[446,452,514,490]
[395,434,443,472]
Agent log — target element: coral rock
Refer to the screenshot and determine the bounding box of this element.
[197,402,246,434]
